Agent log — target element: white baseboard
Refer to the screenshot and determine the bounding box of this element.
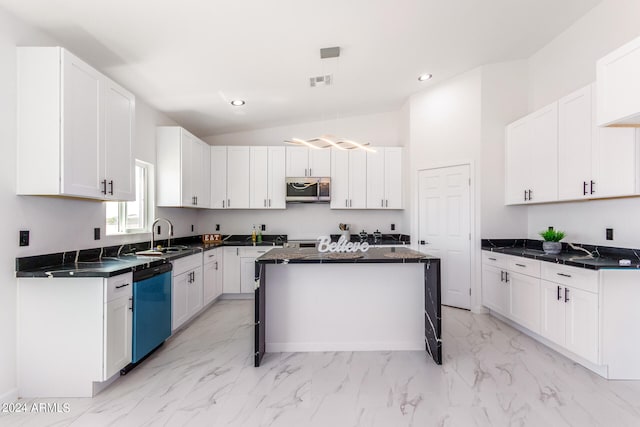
[220,293,254,300]
[0,387,19,402]
[266,341,424,353]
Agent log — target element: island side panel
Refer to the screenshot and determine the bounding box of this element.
[424,259,442,364]
[254,262,266,367]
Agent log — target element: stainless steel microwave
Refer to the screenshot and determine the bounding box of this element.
[285,177,330,203]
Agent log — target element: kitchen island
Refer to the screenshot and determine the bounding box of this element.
[254,247,441,367]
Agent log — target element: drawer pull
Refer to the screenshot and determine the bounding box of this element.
[515,263,526,268]
[488,257,497,261]
[115,283,130,289]
[557,272,572,278]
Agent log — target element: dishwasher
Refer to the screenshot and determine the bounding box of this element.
[121,262,172,374]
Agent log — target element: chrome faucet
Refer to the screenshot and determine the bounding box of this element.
[151,218,174,250]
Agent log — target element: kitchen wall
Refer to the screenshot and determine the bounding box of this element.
[201,111,406,237]
[0,6,194,400]
[525,0,640,248]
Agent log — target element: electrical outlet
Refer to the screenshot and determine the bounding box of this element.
[19,230,29,246]
[606,228,614,240]
[94,227,100,240]
[216,224,220,231]
[548,226,554,231]
[261,224,266,231]
[391,224,395,231]
[191,224,194,232]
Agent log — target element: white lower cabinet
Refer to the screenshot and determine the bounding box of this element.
[18,272,133,397]
[223,246,279,294]
[481,264,509,316]
[203,248,223,305]
[171,253,204,331]
[508,271,541,334]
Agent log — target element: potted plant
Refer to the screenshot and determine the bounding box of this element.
[539,229,566,255]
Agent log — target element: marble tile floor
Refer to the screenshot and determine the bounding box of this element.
[3,300,640,427]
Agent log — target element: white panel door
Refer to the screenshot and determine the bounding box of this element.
[250,147,269,208]
[528,103,558,203]
[268,147,286,209]
[330,149,350,209]
[565,286,599,363]
[103,79,135,201]
[481,265,508,315]
[508,271,540,333]
[540,280,566,347]
[226,146,250,209]
[505,118,530,204]
[61,50,102,198]
[210,146,227,209]
[418,165,471,309]
[309,149,331,177]
[366,150,385,208]
[285,147,309,177]
[558,85,592,200]
[348,150,367,209]
[384,147,403,209]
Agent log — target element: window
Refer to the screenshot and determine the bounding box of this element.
[106,160,153,235]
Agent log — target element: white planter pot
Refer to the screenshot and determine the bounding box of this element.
[543,241,562,255]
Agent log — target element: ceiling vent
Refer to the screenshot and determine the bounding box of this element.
[309,74,332,87]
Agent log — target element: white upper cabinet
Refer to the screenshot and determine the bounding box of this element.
[505,103,558,205]
[285,147,331,177]
[157,127,210,208]
[17,47,135,201]
[330,149,366,209]
[596,35,640,127]
[210,146,228,209]
[558,84,640,201]
[250,147,285,209]
[226,146,251,209]
[366,147,402,209]
[558,85,594,200]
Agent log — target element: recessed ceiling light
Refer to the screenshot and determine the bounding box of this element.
[418,73,433,82]
[230,100,245,106]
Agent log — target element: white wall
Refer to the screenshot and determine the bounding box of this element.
[480,61,529,238]
[0,7,193,400]
[205,111,402,147]
[526,0,640,248]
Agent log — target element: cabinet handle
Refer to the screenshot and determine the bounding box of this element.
[129,297,133,312]
[590,180,595,194]
[385,200,388,208]
[215,261,218,270]
[222,200,225,208]
[583,181,588,196]
[515,263,526,268]
[528,190,532,200]
[564,288,570,303]
[228,199,231,208]
[269,199,271,207]
[257,251,266,253]
[350,199,352,208]
[309,168,312,176]
[524,190,527,201]
[381,199,384,207]
[505,272,509,282]
[345,199,348,207]
[557,285,562,301]
[115,283,130,289]
[500,271,504,282]
[488,257,497,261]
[108,180,114,195]
[195,196,198,205]
[102,180,107,195]
[236,248,239,256]
[557,272,572,278]
[264,199,267,207]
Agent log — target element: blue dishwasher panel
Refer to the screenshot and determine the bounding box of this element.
[132,271,172,363]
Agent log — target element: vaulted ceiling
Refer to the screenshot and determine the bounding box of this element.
[0,0,601,136]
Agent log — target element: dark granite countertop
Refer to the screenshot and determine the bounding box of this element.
[256,247,436,264]
[482,239,640,270]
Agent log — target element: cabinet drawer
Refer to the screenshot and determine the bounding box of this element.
[239,246,280,257]
[541,263,599,293]
[105,272,133,302]
[482,251,508,268]
[172,253,203,276]
[203,248,219,265]
[507,256,541,277]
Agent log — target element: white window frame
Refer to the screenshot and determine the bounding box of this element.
[106,160,154,235]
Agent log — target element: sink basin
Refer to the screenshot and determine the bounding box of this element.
[137,246,191,256]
